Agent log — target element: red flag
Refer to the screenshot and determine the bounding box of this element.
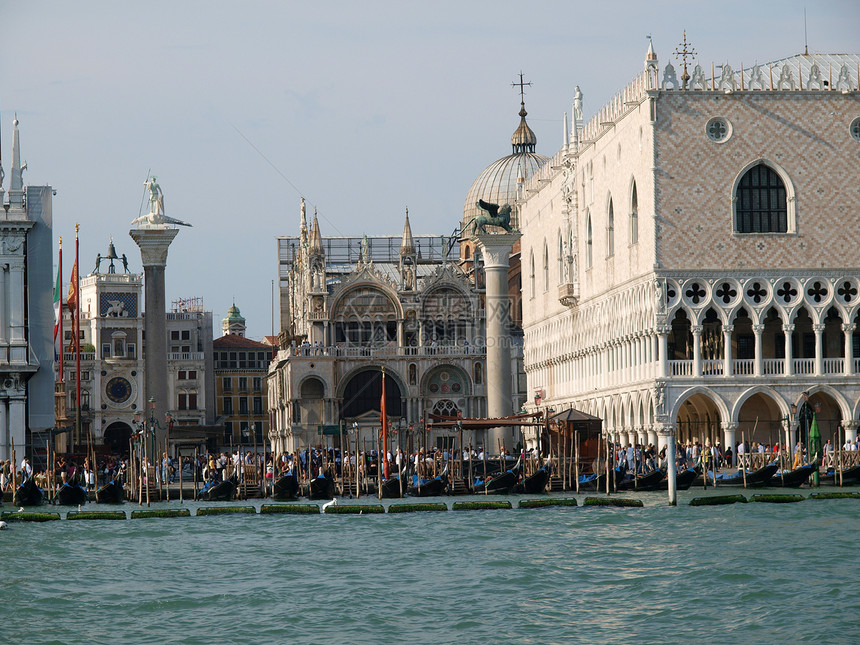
[380,368,390,479]
[66,257,79,352]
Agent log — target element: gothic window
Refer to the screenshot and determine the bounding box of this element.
[557,235,564,283]
[586,215,593,269]
[543,243,549,292]
[630,181,639,244]
[432,399,459,417]
[607,199,615,257]
[529,250,535,297]
[474,361,483,384]
[735,164,787,233]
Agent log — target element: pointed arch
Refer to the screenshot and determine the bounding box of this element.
[630,179,639,244]
[606,197,615,257]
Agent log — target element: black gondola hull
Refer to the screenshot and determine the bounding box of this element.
[616,469,665,491]
[273,475,300,500]
[408,476,447,497]
[512,466,550,494]
[95,481,125,504]
[199,478,236,501]
[658,468,699,491]
[309,476,335,500]
[769,463,817,488]
[13,478,44,507]
[56,483,88,506]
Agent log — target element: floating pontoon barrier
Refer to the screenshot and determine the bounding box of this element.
[689,494,748,506]
[197,506,256,516]
[387,503,448,513]
[750,494,804,503]
[324,504,384,514]
[0,511,61,522]
[130,509,192,519]
[260,504,320,514]
[519,498,578,509]
[808,491,860,500]
[67,511,126,520]
[452,501,512,511]
[583,497,643,508]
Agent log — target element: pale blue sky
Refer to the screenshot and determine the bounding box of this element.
[1,0,857,338]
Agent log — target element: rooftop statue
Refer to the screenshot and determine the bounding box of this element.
[130,175,192,228]
[462,199,514,236]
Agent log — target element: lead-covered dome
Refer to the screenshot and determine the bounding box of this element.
[462,101,549,229]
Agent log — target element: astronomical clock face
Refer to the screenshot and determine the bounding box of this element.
[105,376,133,404]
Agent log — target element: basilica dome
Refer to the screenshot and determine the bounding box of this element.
[462,102,549,228]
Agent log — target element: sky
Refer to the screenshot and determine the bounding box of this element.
[1,0,857,339]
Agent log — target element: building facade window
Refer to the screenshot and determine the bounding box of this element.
[253,396,263,415]
[586,215,593,269]
[223,397,233,414]
[529,251,535,298]
[607,199,614,257]
[630,181,638,244]
[735,164,788,233]
[223,377,232,392]
[543,243,549,292]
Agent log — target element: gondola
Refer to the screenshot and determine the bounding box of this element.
[95,479,125,504]
[474,459,522,494]
[616,468,665,491]
[198,475,237,501]
[309,471,335,500]
[658,467,699,491]
[818,464,860,485]
[700,462,779,488]
[272,472,300,500]
[380,476,406,498]
[56,482,88,506]
[408,468,448,497]
[768,461,817,488]
[13,476,44,507]
[577,472,611,492]
[512,462,551,494]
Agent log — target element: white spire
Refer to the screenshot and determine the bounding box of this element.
[299,196,308,246]
[9,114,25,206]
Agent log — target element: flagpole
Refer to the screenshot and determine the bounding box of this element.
[57,237,64,380]
[75,224,81,451]
[381,366,389,480]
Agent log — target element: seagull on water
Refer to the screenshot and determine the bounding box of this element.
[322,498,338,511]
[0,521,8,530]
[17,507,24,513]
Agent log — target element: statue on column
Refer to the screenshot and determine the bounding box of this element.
[462,200,514,235]
[131,176,193,227]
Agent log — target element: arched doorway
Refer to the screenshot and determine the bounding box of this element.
[299,377,326,426]
[103,422,133,455]
[341,369,402,419]
[675,392,722,447]
[796,391,842,452]
[736,392,785,449]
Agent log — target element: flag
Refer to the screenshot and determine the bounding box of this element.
[380,368,390,479]
[66,258,79,353]
[67,258,78,310]
[53,261,62,342]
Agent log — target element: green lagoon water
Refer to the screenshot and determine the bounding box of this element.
[1,490,857,644]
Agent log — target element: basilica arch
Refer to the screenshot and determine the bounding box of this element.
[339,367,404,419]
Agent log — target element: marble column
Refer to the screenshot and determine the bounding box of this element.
[783,324,795,376]
[753,324,764,377]
[658,424,677,505]
[474,232,520,451]
[842,323,855,375]
[722,422,737,467]
[130,227,179,458]
[723,325,733,377]
[657,326,669,378]
[691,325,703,377]
[843,420,859,443]
[813,323,825,376]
